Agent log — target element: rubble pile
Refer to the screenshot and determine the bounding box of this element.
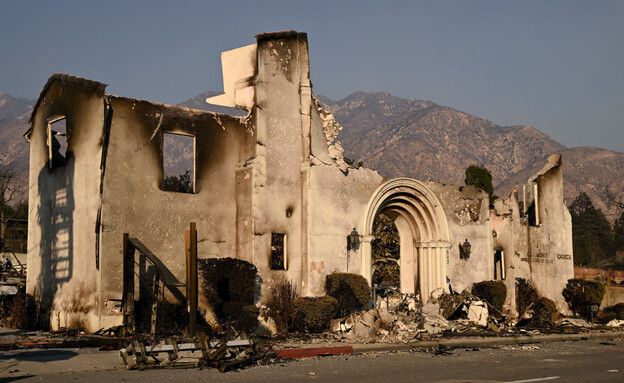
[321,286,603,341]
[326,289,512,342]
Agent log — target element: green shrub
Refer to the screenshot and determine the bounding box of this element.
[597,303,624,324]
[199,257,258,328]
[290,296,338,333]
[516,278,539,316]
[263,279,299,334]
[562,278,605,319]
[471,280,507,312]
[325,273,371,316]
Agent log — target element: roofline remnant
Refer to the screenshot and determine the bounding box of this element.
[28,73,107,124]
[255,30,303,41]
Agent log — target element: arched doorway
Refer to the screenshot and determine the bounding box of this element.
[360,178,451,302]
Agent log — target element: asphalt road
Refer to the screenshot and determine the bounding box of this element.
[1,338,623,382]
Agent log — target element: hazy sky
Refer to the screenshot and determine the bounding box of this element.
[1,0,623,152]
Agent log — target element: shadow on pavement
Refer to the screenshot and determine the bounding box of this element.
[0,349,78,362]
[0,375,36,382]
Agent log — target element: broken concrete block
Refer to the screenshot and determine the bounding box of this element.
[395,320,409,332]
[407,298,418,312]
[467,301,488,327]
[422,302,450,328]
[378,307,395,326]
[329,318,343,333]
[353,321,376,339]
[606,319,624,327]
[344,314,356,330]
[557,318,592,327]
[430,287,445,302]
[0,285,18,295]
[423,322,443,334]
[422,302,441,316]
[487,316,502,333]
[361,311,377,327]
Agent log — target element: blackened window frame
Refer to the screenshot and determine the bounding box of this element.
[270,233,287,270]
[161,132,196,194]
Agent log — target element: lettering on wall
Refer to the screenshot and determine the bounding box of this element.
[519,253,554,264]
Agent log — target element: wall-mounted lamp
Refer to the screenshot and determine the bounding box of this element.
[347,228,360,251]
[460,238,471,260]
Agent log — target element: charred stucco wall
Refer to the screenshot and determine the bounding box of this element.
[306,165,383,295]
[428,183,492,293]
[26,80,105,330]
[526,154,574,312]
[249,32,384,296]
[26,32,575,331]
[491,154,574,313]
[247,32,308,294]
[98,98,252,328]
[489,193,523,314]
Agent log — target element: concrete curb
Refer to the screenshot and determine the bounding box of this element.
[351,330,624,354]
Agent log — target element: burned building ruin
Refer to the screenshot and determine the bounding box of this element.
[25,31,574,331]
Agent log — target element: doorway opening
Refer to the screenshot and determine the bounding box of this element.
[371,214,400,289]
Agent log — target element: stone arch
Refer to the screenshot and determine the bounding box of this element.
[360,178,451,302]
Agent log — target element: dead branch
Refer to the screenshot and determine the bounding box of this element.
[604,187,624,211]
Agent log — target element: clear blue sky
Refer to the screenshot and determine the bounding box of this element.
[1,0,623,152]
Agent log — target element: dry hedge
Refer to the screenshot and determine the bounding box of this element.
[597,303,624,323]
[0,292,45,330]
[325,273,371,316]
[516,278,539,317]
[263,279,299,334]
[199,257,259,330]
[290,296,338,333]
[562,278,605,320]
[471,280,506,312]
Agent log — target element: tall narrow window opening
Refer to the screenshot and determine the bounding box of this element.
[494,250,505,280]
[48,118,67,168]
[162,133,195,193]
[270,233,286,270]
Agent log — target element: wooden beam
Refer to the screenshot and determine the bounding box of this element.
[189,222,198,336]
[121,233,135,336]
[151,271,160,337]
[128,238,186,305]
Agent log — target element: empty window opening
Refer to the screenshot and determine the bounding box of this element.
[48,118,67,168]
[494,250,505,280]
[524,184,540,226]
[162,133,195,193]
[270,233,286,270]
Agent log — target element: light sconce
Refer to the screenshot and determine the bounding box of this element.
[347,228,360,251]
[460,238,471,260]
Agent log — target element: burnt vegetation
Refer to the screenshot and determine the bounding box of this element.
[263,279,299,334]
[471,280,506,312]
[199,257,259,332]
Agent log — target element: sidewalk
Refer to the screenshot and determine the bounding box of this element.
[2,329,623,379]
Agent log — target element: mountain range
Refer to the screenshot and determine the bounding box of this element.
[1,90,622,221]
